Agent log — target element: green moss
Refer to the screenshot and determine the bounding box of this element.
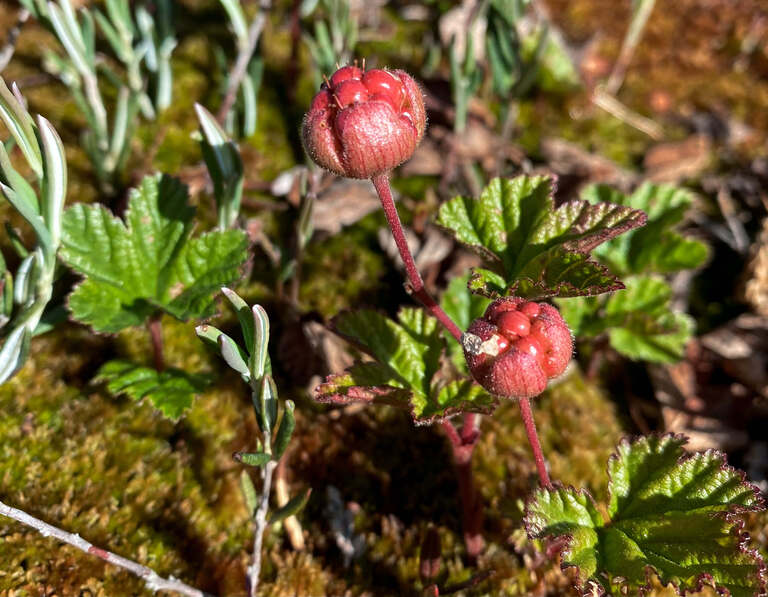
[0,322,254,595]
[300,213,388,317]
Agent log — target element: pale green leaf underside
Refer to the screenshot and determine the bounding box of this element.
[436,175,646,298]
[315,308,496,423]
[556,276,694,363]
[60,174,249,332]
[525,435,765,597]
[583,182,709,276]
[96,359,208,420]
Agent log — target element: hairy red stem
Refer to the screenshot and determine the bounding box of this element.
[518,397,552,488]
[371,174,463,342]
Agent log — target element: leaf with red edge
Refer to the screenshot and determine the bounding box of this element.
[314,308,496,423]
[436,175,647,299]
[524,434,766,597]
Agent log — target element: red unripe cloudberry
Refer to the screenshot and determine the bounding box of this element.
[463,297,573,399]
[302,64,426,179]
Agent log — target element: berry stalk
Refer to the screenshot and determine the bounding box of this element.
[371,174,463,342]
[518,396,552,488]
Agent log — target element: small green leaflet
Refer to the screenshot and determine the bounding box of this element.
[60,173,249,333]
[582,182,709,276]
[314,308,497,423]
[557,276,694,363]
[524,434,765,597]
[95,359,208,420]
[436,175,647,299]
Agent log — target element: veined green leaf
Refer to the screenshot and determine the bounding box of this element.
[95,359,208,420]
[315,308,497,423]
[524,434,765,597]
[60,173,249,333]
[557,276,694,363]
[582,182,709,275]
[437,176,646,298]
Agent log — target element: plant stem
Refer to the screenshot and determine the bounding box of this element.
[518,397,551,488]
[148,313,165,372]
[217,0,272,127]
[248,440,275,596]
[371,174,463,342]
[372,173,487,554]
[605,0,656,95]
[0,7,29,71]
[441,415,484,559]
[0,499,211,597]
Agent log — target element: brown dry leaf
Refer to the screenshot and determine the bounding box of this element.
[399,137,443,176]
[644,134,713,183]
[312,179,381,235]
[700,314,768,400]
[303,321,355,377]
[649,358,749,453]
[539,137,636,189]
[744,216,768,316]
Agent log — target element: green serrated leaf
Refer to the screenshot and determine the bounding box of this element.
[60,173,249,332]
[524,485,602,579]
[513,246,625,298]
[315,308,497,422]
[525,434,765,597]
[583,182,709,275]
[557,276,694,363]
[269,489,311,525]
[437,176,646,298]
[95,359,208,420]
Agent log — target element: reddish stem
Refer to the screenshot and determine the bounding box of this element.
[518,397,552,488]
[148,313,165,373]
[442,417,484,559]
[371,174,463,342]
[372,171,552,557]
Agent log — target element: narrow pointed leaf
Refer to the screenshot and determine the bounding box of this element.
[240,470,258,517]
[273,400,295,460]
[218,333,250,378]
[0,77,43,178]
[268,489,311,525]
[0,326,31,384]
[250,304,270,379]
[195,323,225,347]
[234,451,271,467]
[221,286,254,356]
